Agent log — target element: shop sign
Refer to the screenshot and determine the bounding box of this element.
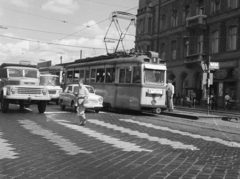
[213,69,228,79]
[209,62,219,70]
[219,60,238,69]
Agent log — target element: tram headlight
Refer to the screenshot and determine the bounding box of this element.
[151,99,156,105]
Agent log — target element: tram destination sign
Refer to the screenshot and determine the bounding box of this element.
[209,62,219,70]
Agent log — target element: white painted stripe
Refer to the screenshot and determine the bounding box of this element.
[55,120,152,152]
[0,132,19,159]
[120,119,240,148]
[88,119,198,150]
[44,111,71,114]
[18,120,92,155]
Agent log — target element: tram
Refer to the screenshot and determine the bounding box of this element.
[64,51,167,114]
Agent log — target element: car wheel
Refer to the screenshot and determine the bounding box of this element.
[71,101,76,112]
[38,101,47,113]
[1,97,9,113]
[60,100,65,111]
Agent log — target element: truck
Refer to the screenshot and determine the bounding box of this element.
[0,62,51,113]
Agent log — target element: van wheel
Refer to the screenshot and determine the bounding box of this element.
[1,97,9,113]
[38,101,47,113]
[71,101,76,112]
[60,100,65,110]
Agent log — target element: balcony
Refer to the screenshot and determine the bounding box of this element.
[186,14,207,30]
[184,53,206,68]
[137,6,153,16]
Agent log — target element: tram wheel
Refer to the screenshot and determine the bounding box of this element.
[155,107,162,114]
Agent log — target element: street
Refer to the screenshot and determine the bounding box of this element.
[0,104,240,179]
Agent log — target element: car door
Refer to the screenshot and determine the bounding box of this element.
[61,86,69,105]
[66,85,73,106]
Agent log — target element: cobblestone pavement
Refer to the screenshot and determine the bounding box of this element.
[0,104,240,179]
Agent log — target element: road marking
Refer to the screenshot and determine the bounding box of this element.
[18,120,92,155]
[55,120,152,152]
[44,111,72,114]
[88,119,199,150]
[0,131,19,159]
[120,119,240,148]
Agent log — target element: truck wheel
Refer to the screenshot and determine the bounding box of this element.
[20,104,24,109]
[60,100,65,110]
[56,101,59,105]
[25,104,30,108]
[38,101,47,113]
[1,98,9,113]
[95,109,100,113]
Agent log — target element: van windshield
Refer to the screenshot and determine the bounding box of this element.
[144,69,165,84]
[40,76,60,86]
[8,68,38,78]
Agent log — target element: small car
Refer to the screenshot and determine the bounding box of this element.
[59,84,103,113]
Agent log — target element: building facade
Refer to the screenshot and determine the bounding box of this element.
[136,0,240,108]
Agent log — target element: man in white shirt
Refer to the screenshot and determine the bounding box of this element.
[166,80,174,111]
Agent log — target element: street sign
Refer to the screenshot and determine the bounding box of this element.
[209,62,219,70]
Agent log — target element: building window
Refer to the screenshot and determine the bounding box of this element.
[139,19,143,34]
[183,39,189,57]
[183,5,190,23]
[160,14,167,30]
[211,31,219,53]
[171,40,177,60]
[197,0,205,15]
[197,35,203,54]
[228,26,237,51]
[148,17,152,34]
[160,43,166,61]
[228,0,238,9]
[211,0,220,13]
[171,10,178,27]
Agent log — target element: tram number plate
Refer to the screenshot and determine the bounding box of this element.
[148,89,162,94]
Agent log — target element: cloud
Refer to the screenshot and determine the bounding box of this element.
[41,0,79,14]
[7,0,30,8]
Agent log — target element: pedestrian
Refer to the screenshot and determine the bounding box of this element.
[77,79,89,126]
[211,95,218,110]
[166,79,174,111]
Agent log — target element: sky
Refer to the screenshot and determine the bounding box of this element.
[0,0,139,65]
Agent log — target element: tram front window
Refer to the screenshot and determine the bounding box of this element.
[145,69,165,84]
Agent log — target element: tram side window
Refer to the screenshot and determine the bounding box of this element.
[105,67,115,83]
[85,70,90,83]
[119,69,126,83]
[79,70,84,81]
[96,68,105,83]
[133,66,141,83]
[67,71,73,83]
[73,70,79,82]
[90,69,96,83]
[126,68,132,83]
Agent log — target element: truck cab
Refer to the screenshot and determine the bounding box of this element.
[0,62,50,113]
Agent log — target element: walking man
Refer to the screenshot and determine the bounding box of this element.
[77,79,89,126]
[166,79,174,112]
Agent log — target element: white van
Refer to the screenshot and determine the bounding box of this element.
[40,74,62,104]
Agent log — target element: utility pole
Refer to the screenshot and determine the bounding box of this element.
[80,50,82,59]
[206,56,211,115]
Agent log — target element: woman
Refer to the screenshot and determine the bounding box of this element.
[77,79,89,126]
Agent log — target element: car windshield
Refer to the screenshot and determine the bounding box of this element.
[73,86,95,94]
[8,68,38,78]
[40,75,60,86]
[144,69,165,84]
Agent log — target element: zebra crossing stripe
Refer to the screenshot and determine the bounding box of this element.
[55,120,152,152]
[119,119,240,148]
[0,131,19,159]
[87,119,199,150]
[18,120,92,155]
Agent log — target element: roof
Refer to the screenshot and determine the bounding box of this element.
[0,63,37,69]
